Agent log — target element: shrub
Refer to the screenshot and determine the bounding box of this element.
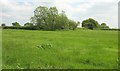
[36,43,53,49]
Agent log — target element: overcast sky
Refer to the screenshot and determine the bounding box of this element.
[0,0,119,28]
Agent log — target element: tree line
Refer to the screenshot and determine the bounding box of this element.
[1,6,110,30]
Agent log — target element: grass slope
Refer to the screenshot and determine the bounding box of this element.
[2,29,118,69]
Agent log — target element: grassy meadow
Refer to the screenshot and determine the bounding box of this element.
[2,29,118,69]
[0,28,2,70]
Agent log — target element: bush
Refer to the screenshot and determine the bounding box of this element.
[82,18,99,30]
[36,43,53,49]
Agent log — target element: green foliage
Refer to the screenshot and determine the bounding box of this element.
[81,18,110,30]
[31,6,78,30]
[68,20,78,30]
[1,24,6,26]
[36,43,52,49]
[100,23,109,29]
[24,22,33,27]
[2,6,111,31]
[12,22,21,26]
[82,18,100,30]
[3,26,37,30]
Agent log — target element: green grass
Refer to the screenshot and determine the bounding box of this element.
[0,28,2,70]
[2,29,118,69]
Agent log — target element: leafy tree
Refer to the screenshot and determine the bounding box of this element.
[24,22,33,27]
[31,6,78,30]
[100,23,109,29]
[55,14,65,30]
[82,18,99,30]
[77,21,80,25]
[46,7,58,30]
[58,11,69,29]
[31,6,48,29]
[68,20,78,30]
[101,23,106,26]
[12,22,21,26]
[1,24,6,26]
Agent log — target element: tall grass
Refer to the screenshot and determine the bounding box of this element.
[0,28,2,70]
[2,29,118,69]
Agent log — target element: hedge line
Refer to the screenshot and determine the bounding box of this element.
[1,26,120,31]
[101,28,120,31]
[2,26,37,30]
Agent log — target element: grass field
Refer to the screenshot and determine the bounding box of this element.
[2,29,118,69]
[0,28,2,70]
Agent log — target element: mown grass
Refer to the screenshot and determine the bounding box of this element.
[2,29,118,69]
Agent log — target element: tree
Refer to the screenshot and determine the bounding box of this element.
[12,22,21,26]
[31,6,48,29]
[68,20,78,30]
[46,7,58,30]
[55,14,65,30]
[77,21,80,25]
[82,18,99,30]
[100,23,109,29]
[1,24,6,26]
[101,23,106,26]
[24,22,33,27]
[31,6,78,30]
[57,11,69,30]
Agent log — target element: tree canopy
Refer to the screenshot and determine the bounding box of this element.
[1,24,6,26]
[82,18,99,30]
[100,23,109,29]
[31,6,78,30]
[24,22,33,27]
[2,6,110,30]
[12,22,21,26]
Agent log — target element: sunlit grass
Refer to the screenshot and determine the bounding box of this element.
[0,28,2,70]
[2,29,118,69]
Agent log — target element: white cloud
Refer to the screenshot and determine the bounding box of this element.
[0,0,35,25]
[53,0,118,28]
[0,0,119,28]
